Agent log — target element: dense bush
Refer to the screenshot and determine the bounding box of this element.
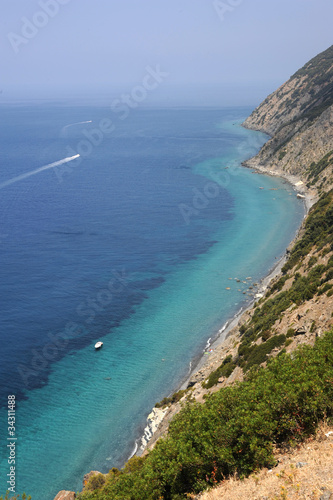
[266,274,290,298]
[155,389,188,408]
[203,355,237,389]
[86,474,106,491]
[241,334,286,372]
[282,191,333,273]
[76,330,333,500]
[286,328,295,338]
[307,150,333,185]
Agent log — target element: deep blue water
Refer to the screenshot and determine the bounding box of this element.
[0,104,304,499]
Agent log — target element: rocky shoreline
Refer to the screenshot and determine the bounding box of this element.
[137,153,317,456]
[53,137,320,500]
[53,45,333,499]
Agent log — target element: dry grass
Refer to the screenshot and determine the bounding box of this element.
[196,423,333,500]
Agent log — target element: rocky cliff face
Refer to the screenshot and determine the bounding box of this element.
[141,45,333,455]
[55,45,333,500]
[243,45,333,193]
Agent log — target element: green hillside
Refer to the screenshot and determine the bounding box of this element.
[75,329,333,500]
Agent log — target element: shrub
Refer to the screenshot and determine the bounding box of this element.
[261,331,271,342]
[86,474,106,491]
[307,255,318,268]
[203,355,236,389]
[310,321,316,333]
[282,191,333,273]
[156,389,187,408]
[243,334,286,371]
[76,330,333,500]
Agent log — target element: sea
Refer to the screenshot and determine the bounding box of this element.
[0,102,305,499]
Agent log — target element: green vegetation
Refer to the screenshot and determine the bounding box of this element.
[268,46,333,155]
[76,331,333,500]
[238,334,286,372]
[307,150,333,186]
[266,274,290,297]
[155,389,189,408]
[0,494,31,500]
[295,44,333,76]
[291,45,333,89]
[202,355,237,389]
[235,262,330,371]
[282,190,333,273]
[86,474,106,492]
[307,255,318,269]
[286,328,295,338]
[225,190,333,374]
[278,150,287,161]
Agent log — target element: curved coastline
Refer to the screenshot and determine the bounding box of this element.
[138,155,315,456]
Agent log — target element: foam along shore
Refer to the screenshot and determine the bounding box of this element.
[138,407,169,453]
[138,164,316,455]
[241,157,318,213]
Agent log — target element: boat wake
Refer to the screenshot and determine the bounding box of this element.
[0,155,80,189]
[60,120,93,137]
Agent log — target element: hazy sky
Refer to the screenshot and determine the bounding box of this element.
[1,0,333,105]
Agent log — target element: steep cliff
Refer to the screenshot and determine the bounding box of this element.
[140,45,333,457]
[56,46,333,500]
[243,45,333,193]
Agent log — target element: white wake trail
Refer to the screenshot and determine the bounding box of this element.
[0,155,80,189]
[60,120,93,137]
[63,120,92,130]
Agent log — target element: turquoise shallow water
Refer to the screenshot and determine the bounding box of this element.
[0,107,304,499]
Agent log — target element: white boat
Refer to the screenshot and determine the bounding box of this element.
[94,341,103,349]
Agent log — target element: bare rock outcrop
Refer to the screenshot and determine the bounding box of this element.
[82,470,103,488]
[243,45,333,192]
[53,491,76,500]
